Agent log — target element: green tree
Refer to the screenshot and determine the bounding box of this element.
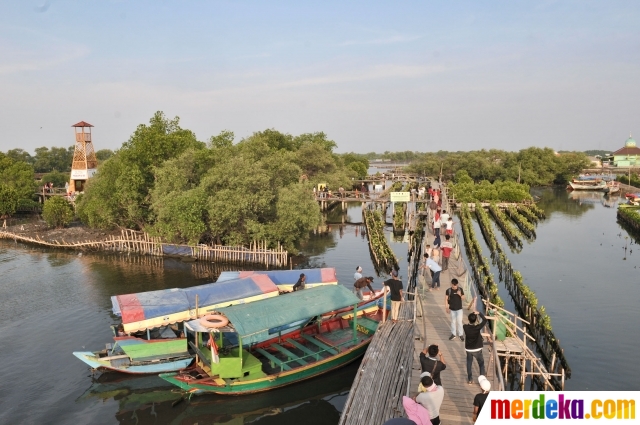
[0,152,36,201]
[95,149,115,162]
[5,149,34,165]
[77,112,204,228]
[42,196,74,228]
[208,130,235,149]
[0,184,19,217]
[41,171,69,188]
[33,146,74,172]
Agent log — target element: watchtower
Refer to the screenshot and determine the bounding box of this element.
[69,121,98,193]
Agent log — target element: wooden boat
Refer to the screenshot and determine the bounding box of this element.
[568,180,607,191]
[73,339,194,375]
[216,268,338,292]
[159,286,381,395]
[604,181,621,194]
[74,270,383,374]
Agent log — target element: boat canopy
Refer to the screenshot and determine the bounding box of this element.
[216,268,337,286]
[112,275,279,333]
[215,285,359,342]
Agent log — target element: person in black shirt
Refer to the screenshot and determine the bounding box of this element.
[445,279,465,341]
[292,273,306,291]
[384,270,403,322]
[463,310,487,384]
[473,375,491,422]
[419,344,447,386]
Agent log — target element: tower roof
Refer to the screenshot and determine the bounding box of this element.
[71,121,94,127]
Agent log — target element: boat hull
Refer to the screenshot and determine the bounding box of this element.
[569,181,607,191]
[73,351,193,374]
[160,341,369,395]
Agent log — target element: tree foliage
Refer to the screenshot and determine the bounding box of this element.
[41,171,69,188]
[77,112,204,229]
[406,148,590,185]
[42,196,74,228]
[75,115,354,251]
[33,146,74,173]
[0,152,36,202]
[0,184,19,217]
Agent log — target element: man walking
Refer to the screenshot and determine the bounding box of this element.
[445,279,464,340]
[464,310,487,384]
[440,235,453,271]
[419,344,447,386]
[424,253,441,290]
[353,276,375,300]
[384,270,403,323]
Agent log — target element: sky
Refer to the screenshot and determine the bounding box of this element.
[1,0,639,154]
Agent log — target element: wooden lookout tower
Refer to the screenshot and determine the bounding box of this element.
[69,121,98,193]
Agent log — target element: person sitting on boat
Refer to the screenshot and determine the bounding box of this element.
[292,273,306,291]
[353,276,374,300]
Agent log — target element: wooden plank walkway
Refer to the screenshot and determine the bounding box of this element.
[410,230,497,425]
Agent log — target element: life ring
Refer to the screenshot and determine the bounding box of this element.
[199,314,229,329]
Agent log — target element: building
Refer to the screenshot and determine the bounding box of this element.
[610,135,640,167]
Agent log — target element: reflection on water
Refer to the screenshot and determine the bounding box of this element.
[77,363,355,425]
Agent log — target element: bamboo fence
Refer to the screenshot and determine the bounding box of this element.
[0,229,289,267]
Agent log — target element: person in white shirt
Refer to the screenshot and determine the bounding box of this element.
[440,210,450,227]
[354,266,363,282]
[415,376,444,425]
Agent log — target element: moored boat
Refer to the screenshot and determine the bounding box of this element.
[159,285,381,394]
[73,339,193,375]
[216,268,338,291]
[568,180,607,191]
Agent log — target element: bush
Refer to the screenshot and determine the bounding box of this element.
[0,184,19,217]
[42,196,74,228]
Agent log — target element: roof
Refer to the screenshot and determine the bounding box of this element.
[112,275,279,333]
[216,268,338,285]
[611,146,640,156]
[217,285,360,338]
[72,121,94,127]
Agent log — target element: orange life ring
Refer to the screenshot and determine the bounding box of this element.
[199,314,229,329]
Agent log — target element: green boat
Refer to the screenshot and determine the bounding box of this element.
[159,285,381,395]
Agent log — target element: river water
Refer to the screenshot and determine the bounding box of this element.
[0,188,637,424]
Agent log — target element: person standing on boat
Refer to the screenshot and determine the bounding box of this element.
[354,266,363,282]
[353,276,374,300]
[384,270,404,323]
[292,273,306,291]
[445,279,464,340]
[415,376,444,425]
[463,310,487,384]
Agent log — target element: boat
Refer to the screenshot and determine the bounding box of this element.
[216,268,338,292]
[159,285,381,394]
[604,181,621,194]
[619,193,640,209]
[73,275,281,374]
[568,180,608,191]
[577,173,615,182]
[73,338,194,375]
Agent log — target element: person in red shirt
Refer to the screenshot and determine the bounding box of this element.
[440,235,453,271]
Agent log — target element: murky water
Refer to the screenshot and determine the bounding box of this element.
[0,188,637,424]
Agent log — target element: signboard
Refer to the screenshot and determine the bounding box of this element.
[374,184,383,192]
[71,169,97,180]
[390,192,410,202]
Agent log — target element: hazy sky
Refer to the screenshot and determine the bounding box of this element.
[1,1,639,154]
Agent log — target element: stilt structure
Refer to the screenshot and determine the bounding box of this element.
[69,121,98,193]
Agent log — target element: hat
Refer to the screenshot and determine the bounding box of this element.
[356,266,363,272]
[419,371,431,378]
[478,375,491,391]
[391,270,398,277]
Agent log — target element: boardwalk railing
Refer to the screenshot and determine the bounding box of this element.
[0,229,289,267]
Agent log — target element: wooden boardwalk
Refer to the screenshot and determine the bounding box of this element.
[409,229,497,425]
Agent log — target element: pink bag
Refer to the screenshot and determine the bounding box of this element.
[402,396,432,425]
